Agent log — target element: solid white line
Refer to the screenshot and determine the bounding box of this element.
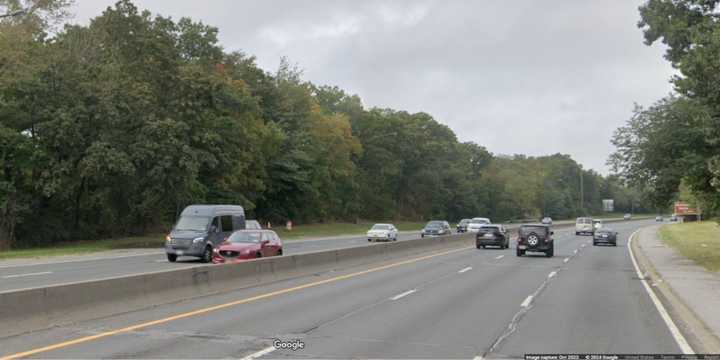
[495,255,504,260]
[390,289,417,301]
[520,295,533,308]
[627,229,694,354]
[240,346,276,360]
[458,267,472,274]
[548,271,557,279]
[2,271,53,279]
[563,257,570,263]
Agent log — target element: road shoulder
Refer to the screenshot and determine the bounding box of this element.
[632,224,720,353]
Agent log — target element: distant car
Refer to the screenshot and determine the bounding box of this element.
[212,230,282,264]
[575,217,593,235]
[592,219,603,232]
[367,223,398,242]
[456,219,471,233]
[670,215,678,222]
[421,220,451,237]
[655,216,663,222]
[541,217,552,225]
[516,224,554,257]
[624,214,632,220]
[467,217,491,233]
[476,224,509,249]
[246,220,262,230]
[593,228,618,246]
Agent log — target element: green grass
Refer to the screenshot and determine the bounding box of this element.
[659,221,720,272]
[0,234,165,260]
[273,221,427,239]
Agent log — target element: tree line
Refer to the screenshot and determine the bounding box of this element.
[609,0,720,216]
[0,0,645,249]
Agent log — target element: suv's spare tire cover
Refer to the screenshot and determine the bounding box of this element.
[527,233,539,246]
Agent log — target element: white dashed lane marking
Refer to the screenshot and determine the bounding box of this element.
[563,257,570,263]
[548,271,557,279]
[495,255,504,260]
[458,267,472,274]
[520,295,533,308]
[390,289,417,301]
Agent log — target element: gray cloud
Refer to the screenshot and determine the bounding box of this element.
[70,0,675,173]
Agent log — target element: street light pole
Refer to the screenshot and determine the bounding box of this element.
[579,168,584,214]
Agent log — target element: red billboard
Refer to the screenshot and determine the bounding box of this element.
[674,201,699,215]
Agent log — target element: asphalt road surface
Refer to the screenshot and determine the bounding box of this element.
[0,231,423,292]
[0,219,684,358]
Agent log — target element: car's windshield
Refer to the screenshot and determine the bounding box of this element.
[371,224,390,230]
[174,216,210,231]
[479,226,499,232]
[459,219,470,225]
[470,219,489,224]
[228,231,262,243]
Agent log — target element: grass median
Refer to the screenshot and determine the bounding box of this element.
[659,221,720,272]
[0,221,428,260]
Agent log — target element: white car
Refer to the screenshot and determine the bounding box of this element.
[575,217,593,235]
[467,217,491,233]
[367,223,398,242]
[541,217,552,225]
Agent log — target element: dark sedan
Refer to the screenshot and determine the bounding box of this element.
[212,230,283,264]
[456,219,471,233]
[476,225,509,249]
[593,228,618,246]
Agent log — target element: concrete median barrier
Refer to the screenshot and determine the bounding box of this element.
[0,232,474,338]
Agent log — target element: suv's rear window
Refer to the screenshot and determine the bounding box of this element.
[479,226,499,232]
[520,226,547,236]
[576,218,591,224]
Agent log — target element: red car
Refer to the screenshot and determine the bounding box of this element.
[212,230,283,264]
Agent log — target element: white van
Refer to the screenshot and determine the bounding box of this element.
[575,217,593,235]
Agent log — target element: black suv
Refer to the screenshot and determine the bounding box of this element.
[516,224,554,257]
[476,224,509,249]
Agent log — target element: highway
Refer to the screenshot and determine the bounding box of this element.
[0,231,422,292]
[0,219,684,358]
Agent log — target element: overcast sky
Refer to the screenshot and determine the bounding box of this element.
[70,0,675,174]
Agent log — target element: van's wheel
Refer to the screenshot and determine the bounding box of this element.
[201,246,212,263]
[256,252,262,258]
[277,248,283,256]
[167,253,177,263]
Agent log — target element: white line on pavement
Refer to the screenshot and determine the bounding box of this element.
[458,267,472,274]
[563,257,570,263]
[520,295,533,308]
[495,255,504,260]
[240,346,276,360]
[581,244,586,248]
[628,229,694,354]
[390,289,417,301]
[2,271,53,279]
[548,271,557,279]
[573,249,578,254]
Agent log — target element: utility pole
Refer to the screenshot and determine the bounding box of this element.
[579,168,584,214]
